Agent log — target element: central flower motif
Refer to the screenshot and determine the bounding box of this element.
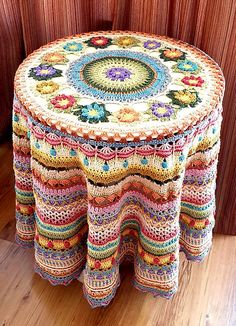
[106,67,132,81]
[67,50,171,103]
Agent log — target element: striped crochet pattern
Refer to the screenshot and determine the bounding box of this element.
[13,31,224,308]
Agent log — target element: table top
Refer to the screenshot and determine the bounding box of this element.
[14,31,224,142]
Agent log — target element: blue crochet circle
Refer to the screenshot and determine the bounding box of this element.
[66,50,171,103]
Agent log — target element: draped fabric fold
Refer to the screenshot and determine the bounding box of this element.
[1,0,235,234]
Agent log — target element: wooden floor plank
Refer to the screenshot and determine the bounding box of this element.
[0,235,235,326]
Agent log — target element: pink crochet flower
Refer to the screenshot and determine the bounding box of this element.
[181,75,204,87]
[50,94,76,110]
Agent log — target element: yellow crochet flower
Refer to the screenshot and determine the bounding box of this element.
[36,81,59,94]
[115,36,139,48]
[167,89,201,107]
[174,90,196,105]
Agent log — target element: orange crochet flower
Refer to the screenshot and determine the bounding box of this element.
[42,52,67,64]
[160,48,186,61]
[163,49,183,59]
[115,107,140,122]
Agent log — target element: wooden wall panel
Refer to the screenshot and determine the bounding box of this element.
[19,0,115,54]
[0,0,235,233]
[128,0,171,34]
[84,0,115,32]
[186,0,236,234]
[0,0,25,138]
[211,5,236,234]
[168,0,206,43]
[113,0,171,35]
[19,0,89,54]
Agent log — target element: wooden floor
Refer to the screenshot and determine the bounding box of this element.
[0,141,235,326]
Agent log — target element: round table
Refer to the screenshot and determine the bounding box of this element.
[13,31,224,307]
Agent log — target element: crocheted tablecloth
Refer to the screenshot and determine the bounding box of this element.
[13,31,224,307]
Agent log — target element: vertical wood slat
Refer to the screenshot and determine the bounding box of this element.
[0,0,25,138]
[84,0,115,32]
[0,0,235,234]
[19,0,90,54]
[192,0,236,234]
[128,0,171,35]
[19,0,116,55]
[112,0,131,30]
[167,0,200,42]
[213,9,236,235]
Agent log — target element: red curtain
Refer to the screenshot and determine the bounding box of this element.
[0,0,235,234]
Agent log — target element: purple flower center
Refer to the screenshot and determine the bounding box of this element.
[106,67,132,81]
[151,102,174,118]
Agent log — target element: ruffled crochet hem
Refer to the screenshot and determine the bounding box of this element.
[132,279,177,299]
[17,239,212,307]
[34,263,84,286]
[180,244,212,262]
[83,277,121,308]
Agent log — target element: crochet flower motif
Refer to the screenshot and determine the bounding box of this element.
[29,64,62,80]
[167,89,201,108]
[181,75,205,87]
[114,36,139,48]
[50,94,77,110]
[143,40,161,50]
[63,42,83,52]
[42,52,68,65]
[73,102,111,123]
[159,48,186,62]
[114,107,140,123]
[149,102,175,119]
[36,81,59,94]
[85,36,112,49]
[106,67,132,81]
[173,60,201,74]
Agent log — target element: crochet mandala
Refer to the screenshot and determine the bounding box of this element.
[13,31,224,307]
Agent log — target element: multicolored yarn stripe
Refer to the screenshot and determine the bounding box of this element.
[13,97,222,306]
[13,31,224,308]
